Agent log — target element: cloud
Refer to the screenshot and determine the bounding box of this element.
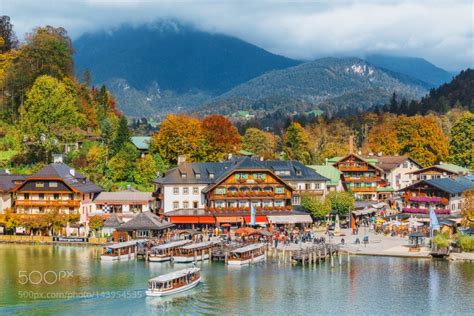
[2,0,473,70]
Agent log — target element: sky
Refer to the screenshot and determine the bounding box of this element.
[2,0,473,71]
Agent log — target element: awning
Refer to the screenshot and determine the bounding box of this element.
[243,216,268,224]
[352,208,377,216]
[168,216,215,224]
[216,216,244,223]
[267,215,312,224]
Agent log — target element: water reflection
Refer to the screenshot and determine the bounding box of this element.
[0,244,473,315]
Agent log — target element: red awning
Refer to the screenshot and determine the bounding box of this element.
[216,216,244,223]
[243,216,268,223]
[167,216,216,224]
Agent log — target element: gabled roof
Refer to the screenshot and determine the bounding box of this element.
[402,176,474,194]
[308,165,341,186]
[130,136,151,150]
[332,153,384,172]
[118,211,174,231]
[103,213,124,228]
[0,174,26,193]
[14,163,102,193]
[94,191,154,203]
[411,163,470,175]
[155,157,328,185]
[372,156,422,171]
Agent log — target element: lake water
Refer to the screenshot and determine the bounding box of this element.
[0,244,473,315]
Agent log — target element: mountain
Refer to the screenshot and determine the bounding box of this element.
[418,68,474,113]
[74,22,300,115]
[198,57,428,117]
[364,54,453,88]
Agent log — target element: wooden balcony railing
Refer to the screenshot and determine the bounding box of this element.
[350,187,377,192]
[15,199,81,207]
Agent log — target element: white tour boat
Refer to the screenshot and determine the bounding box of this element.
[101,240,142,261]
[146,267,201,297]
[173,242,213,263]
[148,240,192,262]
[227,243,266,265]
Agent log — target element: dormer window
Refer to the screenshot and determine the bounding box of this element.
[196,173,201,179]
[296,170,302,176]
[36,182,44,188]
[181,173,187,179]
[209,173,215,179]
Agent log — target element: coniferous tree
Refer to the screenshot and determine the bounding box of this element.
[398,98,409,114]
[389,92,398,113]
[111,116,130,155]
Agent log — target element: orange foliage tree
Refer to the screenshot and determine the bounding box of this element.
[202,115,241,161]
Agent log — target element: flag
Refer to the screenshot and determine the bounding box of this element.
[429,206,440,231]
[250,204,256,226]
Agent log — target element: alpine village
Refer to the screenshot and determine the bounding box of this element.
[0,11,473,311]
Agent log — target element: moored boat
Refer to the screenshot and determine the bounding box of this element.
[146,267,201,297]
[173,242,213,263]
[227,243,266,265]
[101,240,144,261]
[149,240,192,262]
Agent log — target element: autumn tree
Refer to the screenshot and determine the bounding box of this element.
[449,112,474,169]
[19,75,84,163]
[5,26,74,119]
[301,193,331,219]
[151,114,206,163]
[89,215,105,236]
[362,114,401,155]
[395,115,449,166]
[283,122,312,163]
[107,142,139,182]
[308,119,352,163]
[202,114,241,161]
[242,128,277,159]
[134,154,158,189]
[461,189,474,228]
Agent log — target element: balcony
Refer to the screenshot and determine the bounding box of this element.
[344,176,380,182]
[402,207,450,215]
[350,187,377,192]
[338,166,371,171]
[15,199,81,207]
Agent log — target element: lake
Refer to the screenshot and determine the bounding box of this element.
[0,244,473,315]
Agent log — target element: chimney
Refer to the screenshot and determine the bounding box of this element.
[349,135,354,154]
[177,155,186,166]
[53,154,64,163]
[69,168,75,177]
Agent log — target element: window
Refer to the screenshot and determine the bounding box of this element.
[173,187,179,195]
[54,193,60,200]
[69,193,74,200]
[183,187,189,195]
[193,187,199,194]
[137,230,149,237]
[292,196,301,205]
[275,187,285,194]
[49,182,58,188]
[183,201,189,209]
[39,207,45,214]
[36,182,44,188]
[314,183,320,190]
[195,173,201,179]
[173,201,179,209]
[193,201,198,208]
[181,173,187,179]
[39,193,44,200]
[305,183,311,190]
[296,170,302,176]
[215,187,226,195]
[209,173,215,179]
[24,193,30,200]
[403,162,409,168]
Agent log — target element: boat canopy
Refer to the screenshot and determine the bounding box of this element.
[179,242,213,250]
[106,239,147,249]
[231,243,265,254]
[148,268,199,283]
[153,240,191,250]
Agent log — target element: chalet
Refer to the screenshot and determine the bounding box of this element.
[0,172,26,213]
[409,163,471,182]
[154,157,327,226]
[308,164,343,192]
[332,153,384,201]
[11,162,102,235]
[371,156,422,191]
[400,176,474,215]
[92,191,156,222]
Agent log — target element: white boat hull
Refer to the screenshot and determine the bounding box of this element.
[148,255,170,262]
[227,253,266,265]
[173,254,209,263]
[146,277,201,297]
[101,253,136,261]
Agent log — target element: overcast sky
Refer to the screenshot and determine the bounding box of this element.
[2,0,473,70]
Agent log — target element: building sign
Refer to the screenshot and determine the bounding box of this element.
[53,237,89,243]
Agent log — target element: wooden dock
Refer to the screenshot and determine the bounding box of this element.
[291,244,340,265]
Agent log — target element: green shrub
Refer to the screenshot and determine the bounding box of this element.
[458,235,474,252]
[432,233,449,248]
